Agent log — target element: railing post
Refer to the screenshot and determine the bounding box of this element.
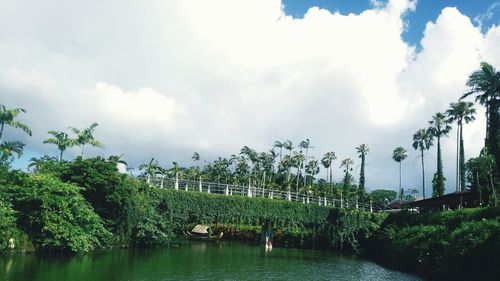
[324,196,327,206]
[247,185,252,197]
[198,178,202,192]
[356,196,359,209]
[185,182,188,191]
[175,175,179,190]
[370,199,373,213]
[287,190,291,201]
[269,191,273,199]
[208,185,211,194]
[225,185,229,196]
[160,178,164,189]
[318,196,321,206]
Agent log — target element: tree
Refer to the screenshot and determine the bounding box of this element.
[69,123,104,158]
[0,141,24,163]
[299,139,313,187]
[428,113,451,197]
[369,189,397,207]
[0,104,32,144]
[356,144,369,193]
[43,130,75,161]
[413,128,434,199]
[340,158,355,191]
[466,152,497,206]
[321,151,337,191]
[463,62,500,180]
[447,102,476,192]
[305,159,320,188]
[392,146,407,204]
[138,158,159,184]
[273,141,284,162]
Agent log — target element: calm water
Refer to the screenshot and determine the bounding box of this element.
[1,241,421,281]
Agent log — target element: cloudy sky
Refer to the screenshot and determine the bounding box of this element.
[1,0,500,195]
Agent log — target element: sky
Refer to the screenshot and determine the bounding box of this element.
[1,0,500,195]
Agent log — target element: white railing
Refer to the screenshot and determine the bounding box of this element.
[146,177,383,212]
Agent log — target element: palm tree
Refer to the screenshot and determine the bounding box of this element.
[28,155,58,173]
[293,151,305,191]
[299,139,313,187]
[69,123,104,158]
[428,113,452,197]
[192,152,202,183]
[356,144,370,193]
[0,104,32,144]
[138,158,158,184]
[321,151,337,191]
[43,130,75,161]
[274,141,284,162]
[463,62,500,179]
[0,141,24,163]
[392,146,407,204]
[446,102,476,192]
[283,140,294,190]
[413,128,434,199]
[340,158,354,188]
[305,159,320,187]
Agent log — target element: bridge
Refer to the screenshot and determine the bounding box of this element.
[148,177,385,212]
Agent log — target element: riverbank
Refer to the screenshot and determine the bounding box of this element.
[362,207,500,280]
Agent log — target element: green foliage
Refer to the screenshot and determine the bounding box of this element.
[364,207,500,280]
[59,157,141,244]
[151,189,380,250]
[369,189,397,206]
[6,174,111,252]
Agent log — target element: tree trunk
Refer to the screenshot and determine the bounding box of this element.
[59,149,64,162]
[456,124,460,192]
[0,122,4,144]
[421,148,426,199]
[399,161,403,204]
[459,123,466,193]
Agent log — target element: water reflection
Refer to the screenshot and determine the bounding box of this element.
[0,241,421,281]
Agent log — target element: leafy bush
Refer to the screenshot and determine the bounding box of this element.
[364,208,500,280]
[6,174,112,252]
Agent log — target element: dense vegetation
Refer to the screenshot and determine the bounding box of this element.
[0,156,384,253]
[364,208,500,280]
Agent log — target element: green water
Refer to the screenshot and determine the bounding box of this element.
[1,241,420,281]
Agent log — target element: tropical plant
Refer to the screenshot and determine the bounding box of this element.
[321,151,337,191]
[43,130,75,161]
[0,141,25,163]
[0,104,32,144]
[340,158,355,191]
[69,123,104,158]
[446,102,476,193]
[412,128,434,199]
[356,144,370,193]
[428,113,452,197]
[463,62,500,180]
[139,158,159,184]
[392,146,407,203]
[299,139,313,187]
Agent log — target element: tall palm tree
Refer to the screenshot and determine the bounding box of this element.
[392,146,407,204]
[283,140,294,190]
[69,123,104,158]
[293,151,305,191]
[446,102,476,192]
[305,159,320,187]
[356,144,370,193]
[43,130,75,161]
[463,62,500,179]
[413,128,434,199]
[299,139,313,187]
[321,151,337,191]
[340,158,354,189]
[428,113,452,197]
[274,141,284,162]
[0,141,24,163]
[0,104,32,144]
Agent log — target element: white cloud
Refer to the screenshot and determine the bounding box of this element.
[0,0,499,195]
